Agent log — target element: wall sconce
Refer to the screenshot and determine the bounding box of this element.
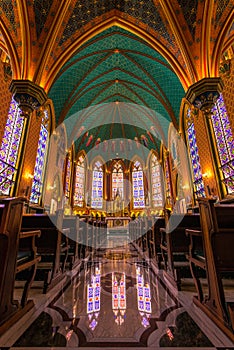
[47,185,55,190]
[24,172,34,179]
[202,170,211,179]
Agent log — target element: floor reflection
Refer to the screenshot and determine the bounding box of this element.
[13,243,214,347]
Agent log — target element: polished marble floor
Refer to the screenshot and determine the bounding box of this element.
[0,238,234,349]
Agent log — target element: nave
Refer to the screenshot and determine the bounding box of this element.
[1,234,233,350]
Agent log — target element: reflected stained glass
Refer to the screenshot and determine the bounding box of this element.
[151,154,163,207]
[91,161,103,209]
[187,109,205,197]
[87,266,101,331]
[0,98,25,195]
[132,160,145,209]
[112,272,126,326]
[211,94,234,194]
[30,110,49,203]
[74,155,85,207]
[136,266,151,328]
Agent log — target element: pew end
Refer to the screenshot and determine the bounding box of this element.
[186,198,234,342]
[0,197,41,336]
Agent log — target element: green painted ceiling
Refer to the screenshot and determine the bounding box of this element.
[48,26,185,154]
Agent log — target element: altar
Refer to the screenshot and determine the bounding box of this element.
[106,216,131,228]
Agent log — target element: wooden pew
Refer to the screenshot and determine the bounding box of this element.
[186,198,234,341]
[159,212,201,290]
[63,215,81,269]
[21,210,70,293]
[129,217,155,261]
[152,217,165,265]
[0,197,41,335]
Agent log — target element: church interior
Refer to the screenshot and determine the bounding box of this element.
[0,0,234,348]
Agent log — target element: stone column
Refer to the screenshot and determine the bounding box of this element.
[9,79,47,116]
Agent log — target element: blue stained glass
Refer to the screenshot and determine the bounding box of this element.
[187,109,205,197]
[132,162,145,208]
[211,94,234,194]
[0,99,25,195]
[91,161,103,209]
[30,111,49,203]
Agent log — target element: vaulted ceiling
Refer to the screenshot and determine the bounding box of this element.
[0,0,233,154]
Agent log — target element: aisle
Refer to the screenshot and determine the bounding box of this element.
[1,243,233,349]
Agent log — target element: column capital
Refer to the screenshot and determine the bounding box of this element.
[9,80,48,116]
[185,77,224,114]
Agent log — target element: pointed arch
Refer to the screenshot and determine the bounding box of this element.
[42,16,192,92]
[212,11,234,76]
[131,156,145,209]
[73,150,87,207]
[0,20,20,78]
[90,156,105,209]
[149,150,164,209]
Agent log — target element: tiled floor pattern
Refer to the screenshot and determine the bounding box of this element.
[0,240,233,349]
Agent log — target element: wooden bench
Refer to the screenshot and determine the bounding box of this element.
[63,215,83,269]
[186,198,234,341]
[21,210,70,293]
[0,197,41,335]
[159,212,201,290]
[152,217,165,264]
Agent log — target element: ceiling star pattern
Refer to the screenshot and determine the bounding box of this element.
[59,0,171,47]
[34,0,54,39]
[177,0,198,39]
[0,0,17,35]
[215,0,231,26]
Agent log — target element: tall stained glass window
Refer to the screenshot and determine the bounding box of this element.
[91,160,103,208]
[112,161,123,199]
[164,154,174,205]
[0,98,25,195]
[132,160,145,208]
[64,156,71,204]
[187,109,206,197]
[151,154,163,207]
[74,154,85,207]
[30,109,49,203]
[211,94,234,194]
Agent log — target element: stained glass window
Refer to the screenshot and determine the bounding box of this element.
[0,98,25,195]
[112,161,123,199]
[132,160,145,208]
[165,154,174,205]
[64,155,71,204]
[30,109,49,203]
[74,154,85,207]
[187,109,206,197]
[211,94,234,194]
[91,160,103,208]
[151,154,163,207]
